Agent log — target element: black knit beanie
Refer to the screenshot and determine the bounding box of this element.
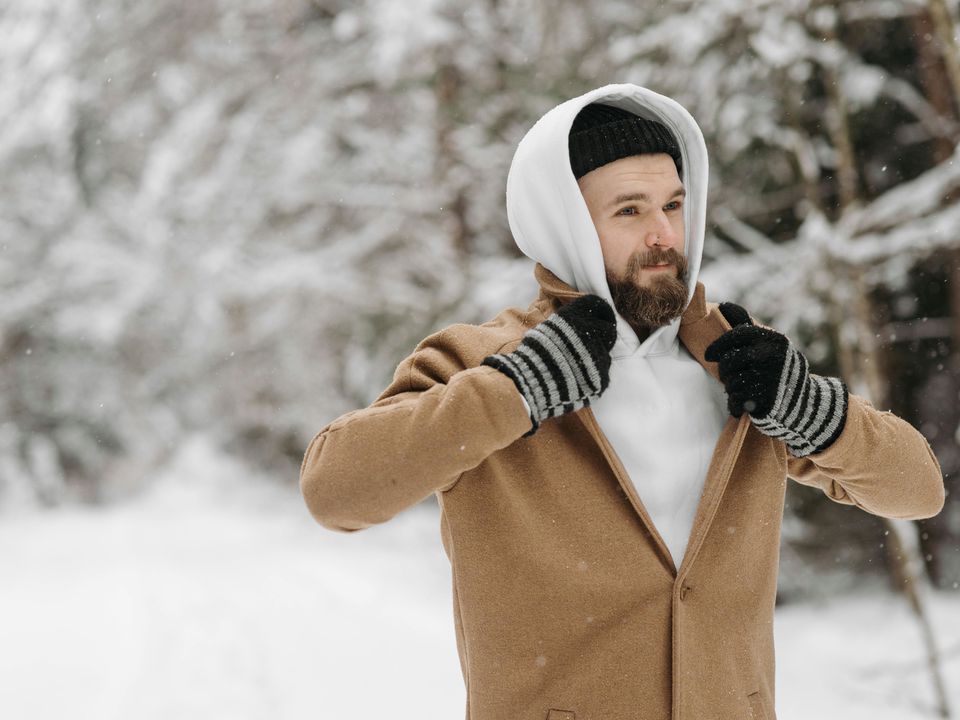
[569,103,683,180]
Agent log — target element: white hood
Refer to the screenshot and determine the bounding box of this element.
[506,83,709,359]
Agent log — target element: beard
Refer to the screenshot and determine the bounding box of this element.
[606,247,689,340]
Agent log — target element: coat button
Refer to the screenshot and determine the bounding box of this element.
[680,584,692,601]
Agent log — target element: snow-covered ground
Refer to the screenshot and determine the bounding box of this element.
[1,438,958,720]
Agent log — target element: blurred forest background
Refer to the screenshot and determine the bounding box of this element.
[2,0,959,599]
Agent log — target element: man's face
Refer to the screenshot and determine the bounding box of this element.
[577,153,689,334]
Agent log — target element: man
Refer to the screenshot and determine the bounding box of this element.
[300,84,944,720]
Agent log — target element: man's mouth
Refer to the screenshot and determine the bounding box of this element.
[642,263,674,271]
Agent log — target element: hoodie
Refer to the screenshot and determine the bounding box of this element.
[505,83,729,566]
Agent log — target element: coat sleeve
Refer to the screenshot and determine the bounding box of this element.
[299,327,533,532]
[786,393,945,520]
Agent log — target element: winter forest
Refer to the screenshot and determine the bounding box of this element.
[2,0,960,718]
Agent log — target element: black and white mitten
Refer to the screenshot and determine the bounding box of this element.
[482,294,617,435]
[704,302,848,457]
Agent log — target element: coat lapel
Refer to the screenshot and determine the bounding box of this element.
[676,284,752,578]
[533,265,680,570]
[534,266,753,578]
[578,408,680,576]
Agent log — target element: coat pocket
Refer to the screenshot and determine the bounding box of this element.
[546,710,575,720]
[747,691,770,720]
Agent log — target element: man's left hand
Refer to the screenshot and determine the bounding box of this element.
[704,302,848,458]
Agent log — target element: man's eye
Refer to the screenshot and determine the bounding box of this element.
[617,207,637,216]
[665,201,682,211]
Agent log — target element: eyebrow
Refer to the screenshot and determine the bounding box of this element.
[607,186,686,210]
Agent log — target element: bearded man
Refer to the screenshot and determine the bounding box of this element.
[300,84,944,720]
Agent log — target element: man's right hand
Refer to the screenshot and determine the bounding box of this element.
[482,294,617,435]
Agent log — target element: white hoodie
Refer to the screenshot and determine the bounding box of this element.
[506,83,729,568]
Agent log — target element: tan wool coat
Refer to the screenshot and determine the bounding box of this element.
[300,264,945,720]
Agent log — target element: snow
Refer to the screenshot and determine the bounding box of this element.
[0,438,463,719]
[1,437,957,719]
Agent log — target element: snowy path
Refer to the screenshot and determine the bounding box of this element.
[1,451,958,719]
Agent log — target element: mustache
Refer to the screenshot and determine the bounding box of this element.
[627,247,687,273]
[625,248,688,275]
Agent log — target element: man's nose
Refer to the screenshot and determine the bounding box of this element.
[645,212,680,248]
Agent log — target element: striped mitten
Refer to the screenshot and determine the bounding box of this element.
[704,302,848,457]
[482,294,617,435]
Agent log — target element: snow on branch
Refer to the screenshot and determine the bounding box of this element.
[840,145,960,236]
[838,201,960,265]
[840,0,925,22]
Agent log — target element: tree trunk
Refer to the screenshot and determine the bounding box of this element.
[834,270,952,719]
[433,47,472,262]
[928,0,960,119]
[911,7,960,591]
[818,6,951,716]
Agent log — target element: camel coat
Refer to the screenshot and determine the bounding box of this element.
[300,265,945,720]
